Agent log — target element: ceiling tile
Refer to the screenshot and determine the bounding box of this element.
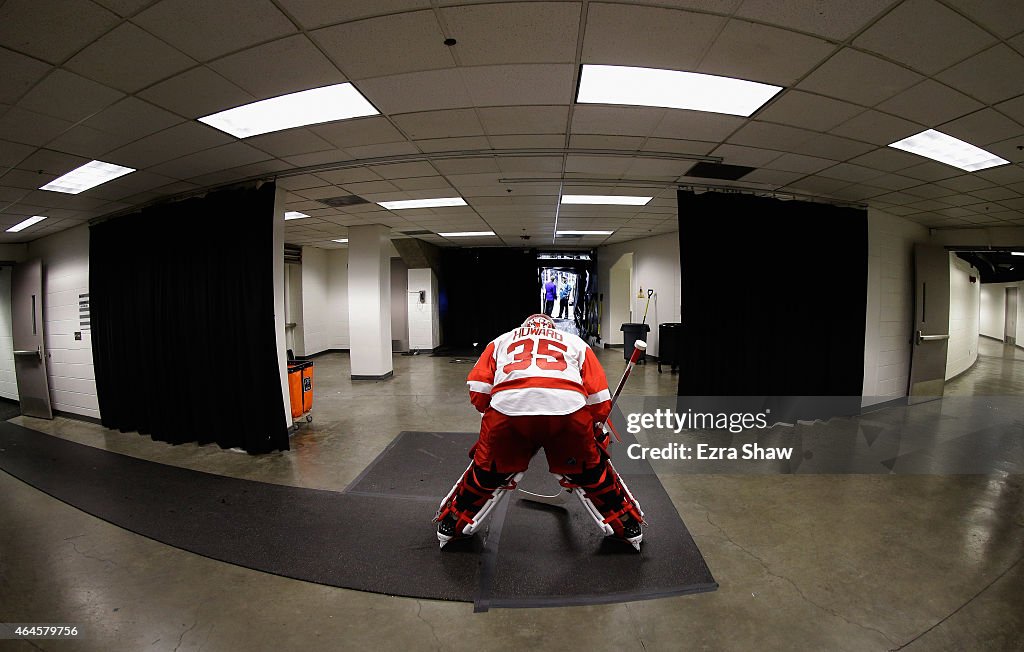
[93,0,153,17]
[727,121,817,150]
[312,10,452,79]
[209,35,347,99]
[83,97,184,141]
[735,0,892,40]
[783,176,849,195]
[133,0,296,62]
[138,66,255,119]
[766,153,837,174]
[651,111,746,142]
[902,183,957,199]
[106,121,235,169]
[831,110,921,146]
[697,19,835,86]
[969,187,1020,202]
[756,91,864,132]
[818,163,885,184]
[414,135,492,152]
[939,109,1023,147]
[571,106,665,137]
[0,138,35,168]
[876,80,985,129]
[934,174,995,192]
[358,69,472,114]
[488,135,565,149]
[461,64,575,106]
[392,109,485,139]
[274,0,431,30]
[430,158,499,175]
[709,144,781,167]
[0,106,74,146]
[344,142,419,159]
[943,0,1024,39]
[0,0,119,64]
[150,142,272,179]
[311,117,407,149]
[864,174,919,191]
[582,4,725,70]
[366,162,438,179]
[247,129,334,158]
[440,2,581,65]
[642,138,718,156]
[797,48,924,106]
[0,47,54,105]
[570,134,643,151]
[478,106,569,136]
[47,124,138,159]
[974,164,1024,186]
[848,147,922,172]
[17,69,124,123]
[65,23,197,93]
[937,45,1024,105]
[853,0,994,75]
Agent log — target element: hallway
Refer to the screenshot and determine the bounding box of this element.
[1,343,1022,651]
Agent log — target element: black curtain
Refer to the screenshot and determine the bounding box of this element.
[439,248,538,349]
[677,190,868,420]
[90,183,288,453]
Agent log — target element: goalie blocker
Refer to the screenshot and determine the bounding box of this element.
[434,314,645,550]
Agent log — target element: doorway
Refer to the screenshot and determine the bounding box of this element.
[608,253,633,346]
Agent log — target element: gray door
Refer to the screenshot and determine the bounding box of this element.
[907,245,950,404]
[12,259,53,419]
[1005,287,1018,347]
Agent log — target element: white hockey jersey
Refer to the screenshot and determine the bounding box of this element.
[467,325,611,417]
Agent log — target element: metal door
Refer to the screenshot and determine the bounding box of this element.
[12,259,53,419]
[907,245,950,404]
[1005,287,1018,347]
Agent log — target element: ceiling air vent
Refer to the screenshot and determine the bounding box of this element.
[400,230,433,236]
[318,194,369,207]
[555,233,583,239]
[685,162,756,180]
[284,244,302,264]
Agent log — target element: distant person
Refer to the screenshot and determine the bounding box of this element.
[558,281,571,318]
[543,276,557,316]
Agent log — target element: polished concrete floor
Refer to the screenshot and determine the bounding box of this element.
[2,343,1023,651]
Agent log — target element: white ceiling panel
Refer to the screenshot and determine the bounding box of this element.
[735,0,893,41]
[47,124,138,159]
[107,121,235,169]
[831,110,921,146]
[944,0,1024,39]
[797,48,924,106]
[18,70,124,123]
[755,91,864,133]
[642,138,717,156]
[488,135,566,149]
[139,66,255,119]
[247,130,335,158]
[898,162,961,183]
[366,162,439,179]
[847,147,922,172]
[149,142,272,180]
[431,158,500,175]
[875,80,985,128]
[709,144,781,167]
[274,0,430,30]
[583,4,724,70]
[697,19,835,86]
[461,64,576,107]
[817,162,885,184]
[311,117,408,149]
[0,139,35,168]
[440,2,581,66]
[564,155,631,176]
[782,176,850,195]
[358,69,472,114]
[937,45,1024,106]
[66,23,196,93]
[651,111,746,142]
[852,0,994,75]
[939,109,1024,147]
[311,11,453,80]
[0,47,55,105]
[392,109,485,139]
[765,153,837,174]
[344,142,420,159]
[478,106,569,136]
[727,121,817,150]
[208,35,347,99]
[133,0,296,63]
[0,0,119,64]
[571,106,665,137]
[0,106,74,147]
[83,97,184,141]
[415,136,492,152]
[934,174,996,193]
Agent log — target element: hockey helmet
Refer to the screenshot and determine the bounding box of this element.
[521,313,556,329]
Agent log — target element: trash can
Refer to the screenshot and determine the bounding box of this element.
[619,323,650,362]
[287,360,314,422]
[658,322,683,373]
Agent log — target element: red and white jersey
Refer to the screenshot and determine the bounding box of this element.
[467,326,611,419]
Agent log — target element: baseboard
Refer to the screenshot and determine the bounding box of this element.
[297,348,349,360]
[351,370,394,381]
[979,334,1004,342]
[54,409,103,426]
[859,396,909,414]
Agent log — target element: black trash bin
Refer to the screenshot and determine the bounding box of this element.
[658,322,682,373]
[620,323,650,362]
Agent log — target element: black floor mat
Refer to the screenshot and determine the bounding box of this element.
[0,400,21,421]
[0,423,716,610]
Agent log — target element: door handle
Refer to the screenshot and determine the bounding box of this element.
[917,330,950,344]
[14,346,40,359]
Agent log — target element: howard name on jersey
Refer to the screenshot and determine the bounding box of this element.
[467,326,611,417]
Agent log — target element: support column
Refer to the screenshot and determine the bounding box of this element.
[348,224,393,380]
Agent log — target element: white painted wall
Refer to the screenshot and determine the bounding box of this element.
[979,283,1006,340]
[945,254,980,380]
[597,234,680,357]
[391,257,409,351]
[348,224,392,377]
[0,267,17,400]
[861,209,929,406]
[407,268,440,350]
[326,249,350,350]
[284,262,304,356]
[300,246,328,355]
[25,225,98,419]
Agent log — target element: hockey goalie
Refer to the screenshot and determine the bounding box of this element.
[434,314,645,550]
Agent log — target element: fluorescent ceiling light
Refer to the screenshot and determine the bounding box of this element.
[888,129,1009,172]
[378,197,467,210]
[1012,252,1024,257]
[39,160,135,194]
[198,83,379,138]
[577,64,782,117]
[332,238,348,243]
[284,211,309,220]
[6,215,47,233]
[561,195,652,206]
[438,231,494,237]
[556,230,614,236]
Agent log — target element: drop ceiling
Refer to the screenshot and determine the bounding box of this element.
[2,0,1024,249]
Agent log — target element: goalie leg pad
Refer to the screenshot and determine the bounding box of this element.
[435,463,521,546]
[560,460,644,547]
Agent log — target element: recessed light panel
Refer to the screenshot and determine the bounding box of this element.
[888,129,1009,172]
[198,83,379,138]
[39,160,135,194]
[556,230,613,235]
[438,231,494,237]
[577,64,782,117]
[378,197,467,210]
[6,215,47,233]
[284,211,309,220]
[561,195,652,206]
[332,238,348,243]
